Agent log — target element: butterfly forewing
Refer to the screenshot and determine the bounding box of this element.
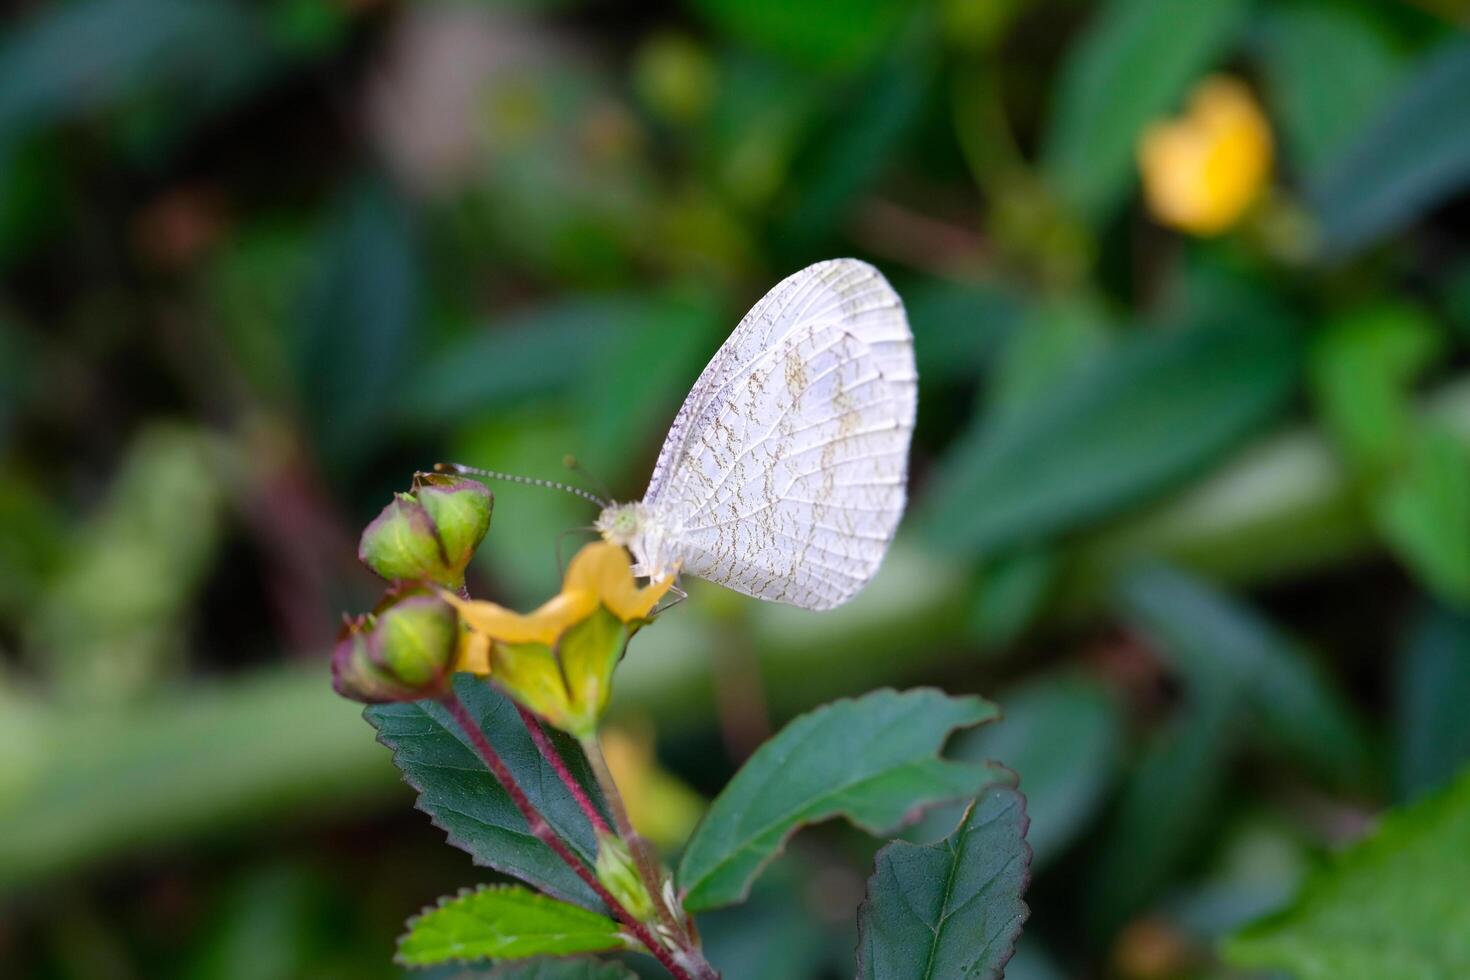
[643,259,916,610]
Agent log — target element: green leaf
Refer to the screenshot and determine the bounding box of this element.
[856,785,1031,980]
[1395,604,1470,801]
[366,676,609,910]
[396,886,627,967]
[1312,41,1470,256]
[1258,1,1405,174]
[924,299,1297,555]
[1375,427,1470,605]
[1042,0,1249,222]
[677,688,1007,912]
[1225,767,1470,979]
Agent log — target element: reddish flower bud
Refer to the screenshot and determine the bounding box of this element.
[332,590,460,704]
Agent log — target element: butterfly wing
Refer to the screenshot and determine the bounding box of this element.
[642,258,916,610]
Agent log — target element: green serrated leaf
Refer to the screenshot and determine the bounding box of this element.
[1042,0,1249,223]
[366,676,609,910]
[396,886,627,968]
[1312,40,1470,257]
[924,299,1296,556]
[677,688,1007,912]
[1225,767,1470,979]
[857,785,1032,980]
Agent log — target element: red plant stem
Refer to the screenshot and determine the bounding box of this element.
[515,704,612,837]
[440,693,693,980]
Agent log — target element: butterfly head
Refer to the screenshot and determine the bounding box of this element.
[595,501,675,581]
[595,502,641,546]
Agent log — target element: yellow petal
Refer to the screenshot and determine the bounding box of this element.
[455,629,492,675]
[1138,75,1271,236]
[564,542,674,622]
[446,591,597,646]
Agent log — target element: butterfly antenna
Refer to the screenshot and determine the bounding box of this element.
[435,463,609,507]
[562,454,614,502]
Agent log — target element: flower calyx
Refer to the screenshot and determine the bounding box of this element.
[446,542,673,737]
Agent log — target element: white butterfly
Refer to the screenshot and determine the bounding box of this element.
[594,258,916,611]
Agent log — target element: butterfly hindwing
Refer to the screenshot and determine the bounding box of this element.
[642,259,916,610]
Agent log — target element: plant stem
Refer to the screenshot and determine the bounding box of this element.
[580,733,719,980]
[439,693,693,980]
[515,705,612,836]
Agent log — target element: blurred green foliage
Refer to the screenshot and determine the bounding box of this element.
[2,0,1470,977]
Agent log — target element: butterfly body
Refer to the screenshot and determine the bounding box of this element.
[597,258,916,611]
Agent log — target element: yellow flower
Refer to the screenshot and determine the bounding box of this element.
[446,543,672,736]
[1138,76,1272,236]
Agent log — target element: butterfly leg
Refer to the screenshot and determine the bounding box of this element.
[651,580,688,616]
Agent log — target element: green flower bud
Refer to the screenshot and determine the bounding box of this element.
[358,474,492,588]
[594,832,657,923]
[332,590,459,704]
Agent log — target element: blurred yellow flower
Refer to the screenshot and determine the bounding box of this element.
[1138,76,1272,236]
[446,543,672,736]
[601,720,706,851]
